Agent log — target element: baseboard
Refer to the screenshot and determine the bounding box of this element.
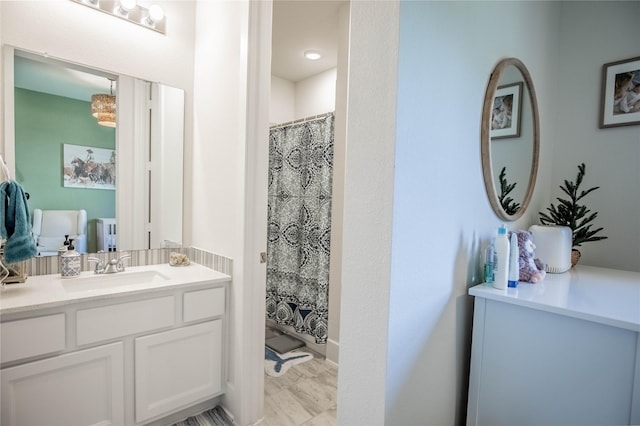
[326,337,339,366]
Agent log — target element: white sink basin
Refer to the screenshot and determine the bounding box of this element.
[62,270,170,292]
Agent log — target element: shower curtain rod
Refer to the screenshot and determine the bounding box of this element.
[270,111,334,130]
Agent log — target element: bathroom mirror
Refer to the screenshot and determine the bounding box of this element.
[481,57,539,221]
[3,47,184,253]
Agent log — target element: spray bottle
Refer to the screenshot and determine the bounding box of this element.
[508,231,519,288]
[484,239,495,284]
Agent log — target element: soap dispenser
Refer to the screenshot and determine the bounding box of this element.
[60,239,81,278]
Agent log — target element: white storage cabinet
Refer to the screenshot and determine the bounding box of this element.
[466,266,640,426]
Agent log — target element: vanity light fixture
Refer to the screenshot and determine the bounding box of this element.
[70,0,166,34]
[304,50,322,61]
[91,79,116,128]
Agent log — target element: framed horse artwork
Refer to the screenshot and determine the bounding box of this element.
[63,144,116,190]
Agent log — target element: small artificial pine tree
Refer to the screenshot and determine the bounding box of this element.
[539,163,607,248]
[498,166,520,215]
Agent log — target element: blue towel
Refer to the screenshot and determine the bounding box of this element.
[1,181,37,263]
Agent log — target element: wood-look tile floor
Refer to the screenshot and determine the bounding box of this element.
[261,351,338,426]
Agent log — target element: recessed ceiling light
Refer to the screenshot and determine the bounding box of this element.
[304,50,322,61]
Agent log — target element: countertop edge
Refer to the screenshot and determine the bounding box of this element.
[469,283,640,333]
[1,263,231,316]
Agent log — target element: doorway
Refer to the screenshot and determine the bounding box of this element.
[259,1,349,424]
[267,0,347,366]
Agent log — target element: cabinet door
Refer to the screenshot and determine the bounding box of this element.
[135,320,223,422]
[1,342,124,426]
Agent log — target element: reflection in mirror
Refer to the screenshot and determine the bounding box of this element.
[4,48,184,255]
[13,52,116,254]
[481,58,539,221]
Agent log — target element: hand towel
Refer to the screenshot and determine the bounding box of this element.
[1,181,37,263]
[0,154,10,184]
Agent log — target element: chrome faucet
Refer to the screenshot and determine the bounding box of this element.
[88,252,131,274]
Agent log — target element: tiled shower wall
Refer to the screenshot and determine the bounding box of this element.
[20,247,233,277]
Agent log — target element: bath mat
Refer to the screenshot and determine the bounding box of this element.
[265,347,313,377]
[265,333,305,354]
[172,405,233,426]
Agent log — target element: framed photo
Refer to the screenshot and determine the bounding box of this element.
[63,144,116,190]
[600,56,640,128]
[490,82,523,139]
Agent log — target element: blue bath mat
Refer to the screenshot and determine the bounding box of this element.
[265,347,313,377]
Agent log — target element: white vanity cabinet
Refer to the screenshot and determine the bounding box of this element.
[0,264,230,426]
[466,265,640,426]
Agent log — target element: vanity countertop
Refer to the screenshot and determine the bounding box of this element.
[469,265,640,332]
[0,263,230,315]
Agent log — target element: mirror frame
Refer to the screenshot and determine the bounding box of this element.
[481,57,540,221]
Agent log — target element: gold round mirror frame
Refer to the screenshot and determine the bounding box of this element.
[481,57,540,221]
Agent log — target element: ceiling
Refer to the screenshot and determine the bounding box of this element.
[13,0,342,99]
[271,0,343,82]
[14,54,112,102]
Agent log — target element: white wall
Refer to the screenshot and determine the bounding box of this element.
[270,67,337,124]
[553,2,640,271]
[270,67,337,125]
[270,75,294,124]
[295,68,337,119]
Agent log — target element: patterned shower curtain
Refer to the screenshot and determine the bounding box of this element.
[266,113,334,344]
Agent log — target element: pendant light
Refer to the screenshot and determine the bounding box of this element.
[91,79,116,128]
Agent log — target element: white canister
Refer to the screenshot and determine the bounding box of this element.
[529,225,572,273]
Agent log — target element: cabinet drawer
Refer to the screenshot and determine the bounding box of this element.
[1,314,66,363]
[183,287,225,322]
[77,296,175,345]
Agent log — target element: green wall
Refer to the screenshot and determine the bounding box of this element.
[14,88,116,253]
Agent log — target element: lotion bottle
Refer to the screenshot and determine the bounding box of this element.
[493,225,509,290]
[508,232,519,288]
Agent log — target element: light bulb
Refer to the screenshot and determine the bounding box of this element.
[304,50,322,61]
[148,4,164,22]
[115,0,136,16]
[120,0,136,11]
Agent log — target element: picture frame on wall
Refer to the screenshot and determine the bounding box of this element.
[599,56,640,128]
[63,144,116,190]
[490,82,523,140]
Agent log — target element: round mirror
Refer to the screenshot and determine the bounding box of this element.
[481,57,539,221]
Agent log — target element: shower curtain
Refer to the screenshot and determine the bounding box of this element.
[266,113,334,344]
